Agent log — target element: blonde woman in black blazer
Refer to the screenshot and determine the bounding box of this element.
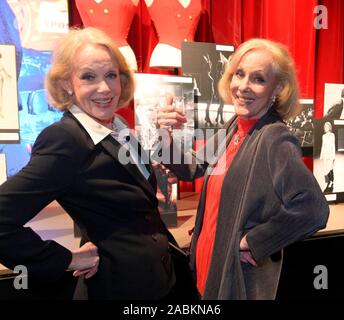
[0,28,178,300]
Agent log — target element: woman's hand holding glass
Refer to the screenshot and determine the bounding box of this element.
[157,94,187,130]
[157,94,187,148]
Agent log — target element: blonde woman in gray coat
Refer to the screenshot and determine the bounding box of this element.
[157,38,329,300]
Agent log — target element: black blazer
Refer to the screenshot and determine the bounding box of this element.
[0,111,175,299]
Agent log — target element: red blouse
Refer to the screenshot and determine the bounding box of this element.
[76,0,138,47]
[147,0,202,49]
[196,117,257,295]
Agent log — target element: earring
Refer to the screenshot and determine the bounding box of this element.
[269,95,276,108]
[67,90,73,96]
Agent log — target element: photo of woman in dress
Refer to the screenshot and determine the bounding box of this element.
[320,121,336,193]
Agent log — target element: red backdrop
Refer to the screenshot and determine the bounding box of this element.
[68,0,344,191]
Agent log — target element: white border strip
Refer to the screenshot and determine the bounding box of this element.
[0,133,19,141]
[299,99,314,104]
[162,76,193,83]
[325,194,337,202]
[216,45,235,52]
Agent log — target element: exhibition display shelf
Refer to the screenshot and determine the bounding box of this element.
[1,193,343,276]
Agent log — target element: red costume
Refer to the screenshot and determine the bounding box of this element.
[76,0,137,47]
[147,0,202,49]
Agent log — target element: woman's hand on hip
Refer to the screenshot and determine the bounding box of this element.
[239,235,257,266]
[68,242,100,279]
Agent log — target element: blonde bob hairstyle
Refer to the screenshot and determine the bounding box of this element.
[218,38,301,120]
[45,27,135,111]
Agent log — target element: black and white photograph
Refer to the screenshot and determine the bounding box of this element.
[182,41,235,132]
[323,83,344,120]
[313,118,344,202]
[134,73,195,226]
[286,99,314,156]
[134,73,195,151]
[0,153,7,185]
[0,44,19,143]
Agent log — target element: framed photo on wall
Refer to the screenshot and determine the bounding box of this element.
[134,73,195,152]
[0,153,7,185]
[0,44,20,143]
[182,41,235,135]
[313,118,344,203]
[0,0,69,177]
[286,99,314,156]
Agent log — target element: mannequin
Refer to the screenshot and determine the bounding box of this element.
[76,0,139,70]
[146,0,202,68]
